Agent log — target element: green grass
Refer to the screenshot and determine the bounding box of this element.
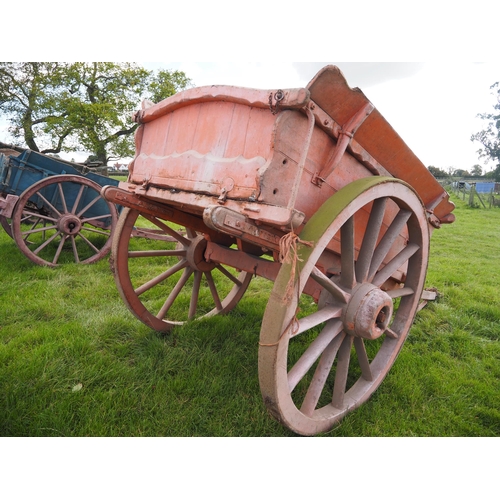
[0,194,499,436]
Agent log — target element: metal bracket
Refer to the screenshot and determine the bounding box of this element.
[312,101,375,186]
[203,205,282,251]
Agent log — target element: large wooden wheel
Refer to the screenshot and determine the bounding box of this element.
[258,177,430,436]
[11,175,118,267]
[111,207,253,332]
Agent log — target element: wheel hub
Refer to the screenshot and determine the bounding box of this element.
[342,282,393,340]
[57,214,82,235]
[185,235,216,272]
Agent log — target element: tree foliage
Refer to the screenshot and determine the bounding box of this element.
[470,164,483,177]
[428,165,449,178]
[0,62,74,153]
[471,81,500,180]
[0,62,192,165]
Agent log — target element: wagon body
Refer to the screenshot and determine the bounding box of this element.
[0,147,119,266]
[121,67,454,226]
[103,65,455,436]
[106,66,454,286]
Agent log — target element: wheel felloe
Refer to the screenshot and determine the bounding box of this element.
[259,177,430,436]
[111,207,252,332]
[11,175,118,267]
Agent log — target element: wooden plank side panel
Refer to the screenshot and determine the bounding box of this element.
[129,100,276,201]
[244,106,276,160]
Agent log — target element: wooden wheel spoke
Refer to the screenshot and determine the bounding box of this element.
[79,225,111,237]
[288,320,344,392]
[21,210,57,225]
[293,306,343,337]
[300,332,345,416]
[368,209,412,281]
[134,258,187,296]
[142,214,191,247]
[189,271,202,319]
[21,224,58,236]
[385,328,399,339]
[340,216,356,289]
[70,235,81,263]
[215,264,243,286]
[57,182,68,213]
[387,286,414,299]
[353,337,373,382]
[52,235,68,264]
[80,213,114,224]
[204,271,223,311]
[372,243,419,287]
[35,190,61,217]
[356,197,387,283]
[310,266,350,304]
[76,231,100,254]
[332,334,354,408]
[76,193,101,217]
[32,230,61,254]
[21,214,36,225]
[71,184,86,214]
[157,267,194,320]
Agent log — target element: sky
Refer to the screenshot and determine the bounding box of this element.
[2,61,499,174]
[2,1,498,174]
[146,61,500,173]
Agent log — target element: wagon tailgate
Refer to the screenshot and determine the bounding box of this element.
[307,66,455,224]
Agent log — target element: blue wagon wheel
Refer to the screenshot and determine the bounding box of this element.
[11,174,118,267]
[258,177,430,436]
[110,207,253,332]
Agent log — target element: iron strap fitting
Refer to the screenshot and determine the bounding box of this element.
[269,90,285,115]
[426,209,441,229]
[312,102,375,187]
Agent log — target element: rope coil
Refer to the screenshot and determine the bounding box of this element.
[259,230,313,347]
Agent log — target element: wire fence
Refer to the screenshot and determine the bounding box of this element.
[443,179,500,208]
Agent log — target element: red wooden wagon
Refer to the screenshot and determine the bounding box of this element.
[102,65,455,435]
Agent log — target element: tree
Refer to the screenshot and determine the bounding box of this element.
[428,165,449,178]
[452,169,470,178]
[0,62,192,165]
[471,81,500,180]
[470,164,483,177]
[0,62,75,153]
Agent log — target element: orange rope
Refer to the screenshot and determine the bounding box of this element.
[259,230,313,347]
[278,231,313,302]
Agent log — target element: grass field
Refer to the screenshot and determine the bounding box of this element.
[0,193,499,437]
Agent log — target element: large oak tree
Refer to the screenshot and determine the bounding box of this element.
[0,62,191,165]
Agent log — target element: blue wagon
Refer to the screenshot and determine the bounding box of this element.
[0,145,120,266]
